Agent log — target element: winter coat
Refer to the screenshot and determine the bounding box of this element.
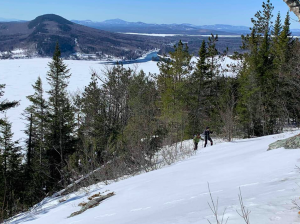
[193,136,202,143]
[204,130,213,139]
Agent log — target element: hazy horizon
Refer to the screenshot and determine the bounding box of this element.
[0,0,299,29]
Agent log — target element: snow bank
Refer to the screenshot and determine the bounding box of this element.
[7,131,300,224]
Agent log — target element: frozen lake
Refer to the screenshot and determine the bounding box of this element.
[0,58,160,141]
[0,55,238,142]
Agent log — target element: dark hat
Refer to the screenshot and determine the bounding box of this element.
[206,126,210,129]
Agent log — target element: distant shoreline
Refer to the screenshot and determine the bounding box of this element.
[122,32,242,38]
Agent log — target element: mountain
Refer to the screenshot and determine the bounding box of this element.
[0,14,164,59]
[102,18,131,25]
[71,19,300,36]
[72,19,239,35]
[197,24,250,34]
[0,17,23,22]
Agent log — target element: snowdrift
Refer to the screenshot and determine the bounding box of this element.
[8,131,300,224]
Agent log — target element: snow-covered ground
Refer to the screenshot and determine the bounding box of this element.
[0,58,160,141]
[7,131,300,224]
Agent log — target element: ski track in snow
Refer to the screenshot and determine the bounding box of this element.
[239,182,260,187]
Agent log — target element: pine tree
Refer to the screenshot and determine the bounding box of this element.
[123,70,163,167]
[205,34,223,128]
[45,42,76,190]
[272,12,282,67]
[23,76,48,205]
[0,84,18,125]
[79,72,107,170]
[0,117,22,218]
[157,40,192,143]
[237,0,276,136]
[188,40,209,135]
[278,12,293,65]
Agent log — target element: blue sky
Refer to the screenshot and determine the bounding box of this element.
[1,0,299,28]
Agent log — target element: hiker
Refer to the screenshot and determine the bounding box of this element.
[204,127,213,147]
[193,134,203,150]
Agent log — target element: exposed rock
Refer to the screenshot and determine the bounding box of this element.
[268,134,300,150]
[68,192,115,218]
[283,0,300,21]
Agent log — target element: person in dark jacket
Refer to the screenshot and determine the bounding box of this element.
[193,134,203,150]
[204,127,213,147]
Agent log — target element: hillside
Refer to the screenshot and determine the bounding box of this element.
[8,131,300,224]
[0,14,164,59]
[72,19,242,35]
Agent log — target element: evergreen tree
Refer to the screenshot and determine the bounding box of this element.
[188,40,209,135]
[205,34,224,129]
[0,118,22,219]
[278,12,293,66]
[23,76,48,205]
[123,70,163,168]
[157,40,192,142]
[45,43,76,190]
[0,84,18,125]
[238,0,276,136]
[79,72,107,170]
[272,12,282,67]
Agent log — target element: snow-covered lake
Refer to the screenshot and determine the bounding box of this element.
[122,33,241,38]
[8,131,300,224]
[0,56,238,142]
[0,58,160,141]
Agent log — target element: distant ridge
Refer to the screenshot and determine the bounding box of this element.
[0,14,164,59]
[71,19,240,35]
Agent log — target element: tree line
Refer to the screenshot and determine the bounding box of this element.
[1,0,300,220]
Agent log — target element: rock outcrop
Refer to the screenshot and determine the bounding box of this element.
[68,192,115,218]
[283,0,300,21]
[268,134,300,150]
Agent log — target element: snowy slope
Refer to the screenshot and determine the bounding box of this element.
[0,59,160,141]
[8,131,300,224]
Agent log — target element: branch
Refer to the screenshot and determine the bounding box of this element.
[207,183,229,224]
[236,188,251,224]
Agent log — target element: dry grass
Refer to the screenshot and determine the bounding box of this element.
[78,202,87,207]
[88,193,101,201]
